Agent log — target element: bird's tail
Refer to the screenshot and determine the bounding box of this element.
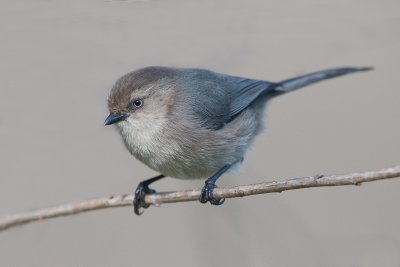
[274,67,373,93]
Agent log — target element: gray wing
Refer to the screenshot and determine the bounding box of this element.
[227,77,276,122]
[179,66,372,130]
[180,69,276,130]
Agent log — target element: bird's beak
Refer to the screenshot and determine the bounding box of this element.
[104,113,126,125]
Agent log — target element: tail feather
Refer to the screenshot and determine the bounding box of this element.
[275,67,373,92]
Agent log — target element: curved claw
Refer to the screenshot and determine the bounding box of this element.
[210,197,225,205]
[133,182,156,215]
[199,182,225,205]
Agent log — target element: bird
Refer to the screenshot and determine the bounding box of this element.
[104,66,372,215]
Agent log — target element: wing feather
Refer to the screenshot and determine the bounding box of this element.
[228,78,275,118]
[180,69,276,129]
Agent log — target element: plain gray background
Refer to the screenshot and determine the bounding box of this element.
[0,0,399,266]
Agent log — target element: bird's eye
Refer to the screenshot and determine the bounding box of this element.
[133,99,144,108]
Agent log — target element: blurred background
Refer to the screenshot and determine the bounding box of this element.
[0,0,399,266]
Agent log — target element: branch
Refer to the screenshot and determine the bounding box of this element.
[1,165,399,232]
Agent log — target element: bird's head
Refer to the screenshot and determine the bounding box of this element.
[105,67,177,133]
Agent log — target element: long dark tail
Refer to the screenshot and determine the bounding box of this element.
[275,67,373,93]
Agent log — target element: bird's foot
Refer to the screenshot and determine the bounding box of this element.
[199,180,225,205]
[133,181,156,215]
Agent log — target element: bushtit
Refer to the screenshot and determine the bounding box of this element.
[105,66,371,215]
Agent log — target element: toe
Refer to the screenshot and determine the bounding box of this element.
[199,188,209,203]
[199,183,224,205]
[134,203,144,215]
[210,197,225,206]
[133,184,155,215]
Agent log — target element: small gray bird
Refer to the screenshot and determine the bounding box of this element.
[105,66,371,214]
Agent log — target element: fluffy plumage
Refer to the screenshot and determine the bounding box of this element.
[107,66,371,179]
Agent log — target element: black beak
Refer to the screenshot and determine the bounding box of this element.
[104,113,126,125]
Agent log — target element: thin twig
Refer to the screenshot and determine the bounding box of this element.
[1,166,399,232]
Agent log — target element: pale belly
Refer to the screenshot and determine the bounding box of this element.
[129,139,221,180]
[119,121,220,179]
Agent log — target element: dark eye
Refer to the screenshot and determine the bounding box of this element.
[133,99,144,108]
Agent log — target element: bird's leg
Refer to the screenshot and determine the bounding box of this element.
[199,164,231,205]
[134,174,166,215]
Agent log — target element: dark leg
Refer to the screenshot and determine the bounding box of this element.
[199,164,231,205]
[134,174,166,215]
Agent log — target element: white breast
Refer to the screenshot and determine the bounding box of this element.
[117,116,182,172]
